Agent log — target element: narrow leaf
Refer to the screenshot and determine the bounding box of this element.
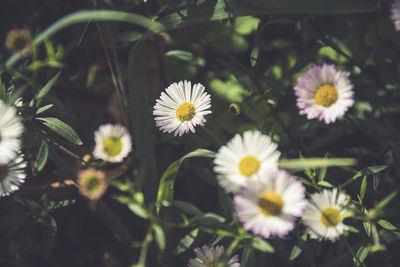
[174,228,199,255]
[279,157,356,170]
[36,140,49,171]
[37,117,83,145]
[153,224,166,251]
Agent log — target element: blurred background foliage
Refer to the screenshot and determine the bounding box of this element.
[1,0,400,266]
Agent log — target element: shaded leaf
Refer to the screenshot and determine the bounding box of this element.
[174,228,199,255]
[37,117,83,145]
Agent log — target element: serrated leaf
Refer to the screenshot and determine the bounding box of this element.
[157,149,216,202]
[153,224,166,251]
[377,219,397,231]
[36,140,49,171]
[37,117,83,145]
[174,228,199,255]
[250,237,274,253]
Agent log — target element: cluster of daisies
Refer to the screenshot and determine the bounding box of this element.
[153,65,354,266]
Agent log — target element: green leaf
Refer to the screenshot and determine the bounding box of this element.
[279,157,356,170]
[0,75,7,101]
[36,140,49,171]
[375,191,398,210]
[289,234,307,261]
[360,175,367,201]
[127,203,150,219]
[250,237,274,253]
[30,72,60,107]
[174,228,199,255]
[366,165,388,174]
[317,180,334,188]
[217,188,235,219]
[36,104,54,115]
[355,245,370,265]
[377,219,397,231]
[153,224,166,251]
[363,221,372,237]
[174,200,203,216]
[157,149,216,202]
[37,117,83,145]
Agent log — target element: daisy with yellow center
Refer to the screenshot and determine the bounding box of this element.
[0,154,27,197]
[188,245,240,267]
[93,124,132,163]
[78,168,108,200]
[302,189,349,242]
[153,80,211,136]
[214,130,280,193]
[294,64,354,124]
[234,169,307,238]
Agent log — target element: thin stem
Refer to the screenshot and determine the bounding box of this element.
[344,238,366,267]
[137,224,154,267]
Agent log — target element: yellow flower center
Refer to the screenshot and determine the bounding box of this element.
[0,164,8,181]
[103,137,123,157]
[320,207,341,227]
[314,84,338,107]
[176,102,196,122]
[258,191,284,216]
[85,174,101,192]
[238,155,260,176]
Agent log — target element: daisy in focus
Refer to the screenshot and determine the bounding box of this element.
[0,100,24,162]
[302,188,349,242]
[0,154,27,197]
[93,124,132,163]
[188,245,240,267]
[5,28,32,57]
[153,80,211,136]
[234,169,307,238]
[78,168,108,200]
[392,0,400,31]
[294,64,354,124]
[214,131,280,193]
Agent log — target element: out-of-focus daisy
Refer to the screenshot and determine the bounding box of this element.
[78,168,108,200]
[4,28,32,57]
[0,100,24,162]
[294,64,354,124]
[391,0,400,31]
[93,124,132,163]
[0,154,27,197]
[153,80,211,136]
[214,131,280,193]
[302,188,349,242]
[188,245,240,267]
[234,169,307,238]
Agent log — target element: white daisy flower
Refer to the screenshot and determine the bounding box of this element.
[234,169,307,238]
[214,131,280,193]
[302,188,349,242]
[188,245,240,267]
[0,154,27,197]
[0,99,24,162]
[153,80,212,136]
[392,0,400,31]
[93,124,132,163]
[294,64,354,124]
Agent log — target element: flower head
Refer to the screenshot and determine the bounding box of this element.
[188,245,240,267]
[392,0,400,31]
[214,131,280,193]
[153,81,211,136]
[0,100,24,162]
[0,154,27,197]
[78,168,108,200]
[302,189,349,242]
[234,169,307,238]
[294,64,354,124]
[5,28,32,57]
[93,124,132,163]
